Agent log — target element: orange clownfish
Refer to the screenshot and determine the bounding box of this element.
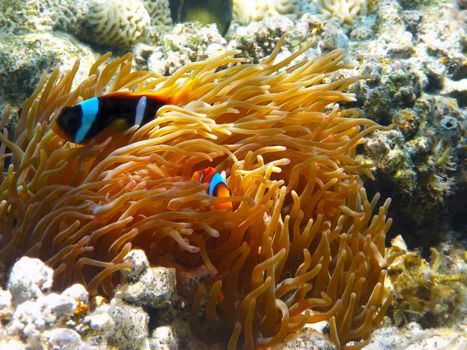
[53,92,170,144]
[192,167,232,210]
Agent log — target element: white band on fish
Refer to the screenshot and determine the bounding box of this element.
[75,97,99,143]
[135,96,147,126]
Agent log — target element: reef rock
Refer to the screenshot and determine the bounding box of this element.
[108,299,149,350]
[0,32,95,107]
[364,322,467,350]
[348,0,466,240]
[141,22,227,75]
[117,250,178,315]
[7,257,53,307]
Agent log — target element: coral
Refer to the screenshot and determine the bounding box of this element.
[80,0,151,47]
[0,32,96,106]
[347,0,465,239]
[0,0,79,34]
[145,22,227,75]
[312,0,371,24]
[228,14,325,64]
[143,0,173,41]
[144,0,172,27]
[385,235,467,328]
[232,0,299,25]
[0,40,392,348]
[358,95,464,221]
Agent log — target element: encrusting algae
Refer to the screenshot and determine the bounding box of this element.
[0,38,393,349]
[385,235,467,328]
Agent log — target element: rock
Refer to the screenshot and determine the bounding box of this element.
[41,328,82,350]
[7,257,53,307]
[228,15,294,62]
[84,311,114,334]
[0,32,96,106]
[78,304,114,349]
[39,293,78,322]
[153,319,221,350]
[116,250,178,325]
[62,284,90,309]
[117,266,177,308]
[8,300,45,348]
[149,325,177,350]
[108,299,149,350]
[0,289,12,318]
[146,22,227,75]
[121,250,150,283]
[272,322,335,350]
[6,288,79,348]
[0,339,27,349]
[0,0,83,34]
[363,323,467,350]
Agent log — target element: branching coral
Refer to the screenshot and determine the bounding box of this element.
[0,38,392,348]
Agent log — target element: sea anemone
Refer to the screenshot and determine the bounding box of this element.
[0,38,392,348]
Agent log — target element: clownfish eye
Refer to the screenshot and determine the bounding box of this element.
[56,106,82,138]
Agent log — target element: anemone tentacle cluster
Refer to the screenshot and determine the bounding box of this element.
[0,39,392,348]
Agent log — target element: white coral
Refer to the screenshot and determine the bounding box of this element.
[313,0,369,24]
[86,0,150,47]
[232,0,299,24]
[143,0,172,27]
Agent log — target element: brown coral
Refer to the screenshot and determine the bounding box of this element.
[0,39,392,348]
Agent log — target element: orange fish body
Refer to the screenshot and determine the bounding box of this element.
[192,167,232,210]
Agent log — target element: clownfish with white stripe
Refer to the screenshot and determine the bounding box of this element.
[192,167,232,210]
[53,92,170,144]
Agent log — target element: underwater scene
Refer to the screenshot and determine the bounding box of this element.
[0,0,465,349]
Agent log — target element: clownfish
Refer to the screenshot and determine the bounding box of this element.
[53,92,170,144]
[192,167,232,210]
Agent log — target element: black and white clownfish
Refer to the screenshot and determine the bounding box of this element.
[53,92,170,144]
[192,167,232,210]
